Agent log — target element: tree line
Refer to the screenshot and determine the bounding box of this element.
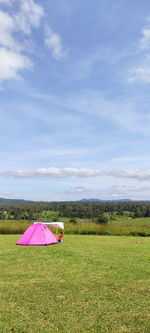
[0,200,150,220]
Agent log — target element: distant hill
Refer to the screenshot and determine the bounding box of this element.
[79,198,133,202]
[0,197,144,205]
[0,198,43,207]
[0,198,29,202]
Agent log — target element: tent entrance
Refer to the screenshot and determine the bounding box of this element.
[34,222,64,242]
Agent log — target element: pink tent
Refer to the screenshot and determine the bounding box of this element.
[16,223,58,246]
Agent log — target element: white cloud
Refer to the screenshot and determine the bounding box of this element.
[128,66,150,83]
[0,47,32,81]
[0,9,22,52]
[139,28,150,50]
[0,1,66,82]
[67,91,147,133]
[110,184,150,195]
[0,9,14,30]
[0,167,150,181]
[30,89,150,134]
[1,191,12,196]
[15,0,44,35]
[0,2,44,49]
[73,186,87,193]
[69,186,90,194]
[45,26,64,60]
[0,1,44,82]
[111,194,119,198]
[66,186,94,198]
[128,23,150,83]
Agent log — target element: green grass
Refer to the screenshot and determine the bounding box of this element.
[1,220,150,237]
[1,235,150,332]
[110,216,150,227]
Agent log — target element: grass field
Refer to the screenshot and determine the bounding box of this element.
[110,217,150,227]
[1,235,150,333]
[1,219,150,236]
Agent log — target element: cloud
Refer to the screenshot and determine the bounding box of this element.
[0,9,21,52]
[66,91,149,134]
[66,186,94,198]
[110,184,150,195]
[139,28,150,50]
[45,26,65,60]
[0,1,66,82]
[0,1,44,82]
[69,186,91,194]
[0,47,32,81]
[128,24,150,83]
[29,88,150,135]
[15,0,44,35]
[1,191,12,196]
[0,2,44,50]
[72,186,88,193]
[111,194,120,198]
[128,66,150,83]
[1,167,150,181]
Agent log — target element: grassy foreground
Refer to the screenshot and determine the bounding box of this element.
[1,235,150,333]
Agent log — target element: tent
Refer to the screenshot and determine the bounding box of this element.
[16,222,58,246]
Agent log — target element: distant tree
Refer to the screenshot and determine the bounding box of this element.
[69,218,77,224]
[95,214,109,224]
[134,209,143,218]
[145,207,150,217]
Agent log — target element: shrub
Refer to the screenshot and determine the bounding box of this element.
[95,214,109,224]
[69,218,77,224]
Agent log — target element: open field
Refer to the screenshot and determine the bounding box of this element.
[1,235,150,332]
[110,217,150,227]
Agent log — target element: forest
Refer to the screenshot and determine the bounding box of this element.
[0,199,150,221]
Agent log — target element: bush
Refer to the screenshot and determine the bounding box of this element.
[69,218,77,224]
[95,214,109,224]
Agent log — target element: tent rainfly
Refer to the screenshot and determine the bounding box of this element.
[34,222,64,229]
[16,222,58,246]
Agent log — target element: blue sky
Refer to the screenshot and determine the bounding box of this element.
[1,0,150,201]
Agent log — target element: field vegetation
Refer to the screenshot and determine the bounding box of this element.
[1,200,150,236]
[1,200,150,332]
[1,218,150,237]
[1,199,150,221]
[1,235,150,332]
